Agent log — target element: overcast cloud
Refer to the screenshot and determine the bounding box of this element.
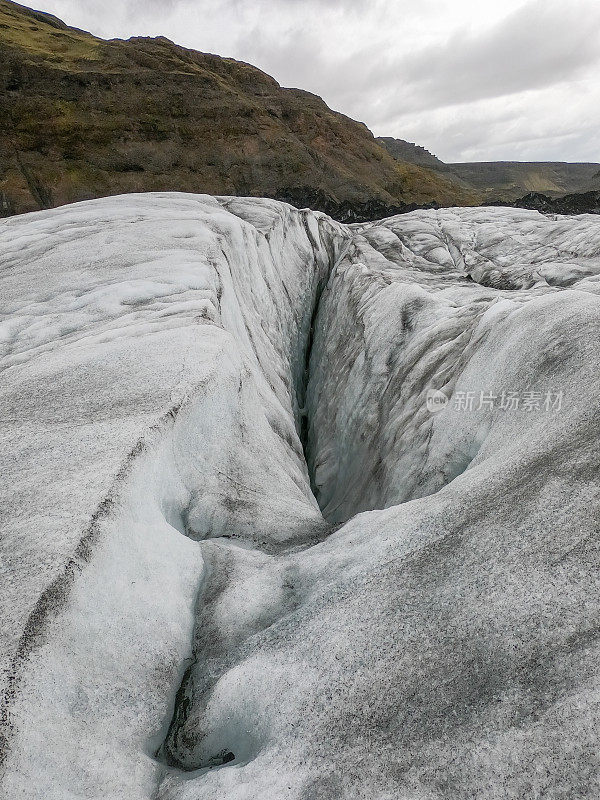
[37,0,600,162]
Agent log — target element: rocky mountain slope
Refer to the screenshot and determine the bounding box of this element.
[377,136,448,170]
[0,0,475,219]
[2,192,600,798]
[379,137,600,202]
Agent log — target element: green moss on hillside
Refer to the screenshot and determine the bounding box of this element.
[0,0,477,217]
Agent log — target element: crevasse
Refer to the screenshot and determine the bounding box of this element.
[2,194,600,800]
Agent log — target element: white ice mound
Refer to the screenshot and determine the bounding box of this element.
[1,194,600,799]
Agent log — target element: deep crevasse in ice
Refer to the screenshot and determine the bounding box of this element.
[1,194,600,800]
[306,208,600,520]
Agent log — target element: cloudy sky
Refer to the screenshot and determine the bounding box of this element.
[39,0,600,162]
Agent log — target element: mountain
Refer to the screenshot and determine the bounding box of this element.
[0,0,475,219]
[379,137,600,202]
[2,193,600,796]
[2,0,597,221]
[376,136,447,170]
[449,161,600,201]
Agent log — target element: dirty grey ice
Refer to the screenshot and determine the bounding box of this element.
[1,193,600,799]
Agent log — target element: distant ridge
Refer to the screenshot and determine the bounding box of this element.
[376,137,446,170]
[378,137,600,202]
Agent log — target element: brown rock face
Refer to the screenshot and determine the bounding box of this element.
[0,0,475,218]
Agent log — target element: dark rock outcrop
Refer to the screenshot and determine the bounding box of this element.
[514,190,600,215]
[274,186,439,223]
[0,190,14,217]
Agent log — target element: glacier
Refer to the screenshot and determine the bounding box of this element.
[1,193,600,799]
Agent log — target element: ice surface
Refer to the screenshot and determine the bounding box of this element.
[1,195,600,799]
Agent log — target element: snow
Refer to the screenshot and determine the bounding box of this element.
[1,194,600,799]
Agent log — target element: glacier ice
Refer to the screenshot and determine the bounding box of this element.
[1,194,600,799]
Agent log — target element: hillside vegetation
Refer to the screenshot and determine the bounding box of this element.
[0,0,476,217]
